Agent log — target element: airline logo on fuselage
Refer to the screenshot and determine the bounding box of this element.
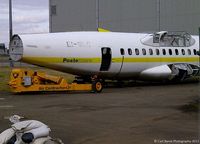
[63,58,78,63]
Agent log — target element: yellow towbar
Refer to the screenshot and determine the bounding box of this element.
[9,68,103,93]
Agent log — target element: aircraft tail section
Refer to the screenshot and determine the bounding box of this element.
[98,28,110,32]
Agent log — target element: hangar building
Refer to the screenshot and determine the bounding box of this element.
[49,0,200,35]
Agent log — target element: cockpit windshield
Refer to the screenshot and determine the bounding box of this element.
[141,31,195,47]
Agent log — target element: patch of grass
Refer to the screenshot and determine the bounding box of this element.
[0,69,9,77]
[179,99,200,113]
[0,55,9,62]
[0,67,11,91]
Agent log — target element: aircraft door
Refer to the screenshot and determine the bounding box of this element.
[100,47,112,71]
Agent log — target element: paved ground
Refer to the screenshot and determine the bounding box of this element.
[0,83,199,144]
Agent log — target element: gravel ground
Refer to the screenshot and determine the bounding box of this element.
[0,83,199,144]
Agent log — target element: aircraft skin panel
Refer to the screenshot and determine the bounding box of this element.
[20,32,144,58]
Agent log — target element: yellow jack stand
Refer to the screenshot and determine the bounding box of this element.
[9,69,103,93]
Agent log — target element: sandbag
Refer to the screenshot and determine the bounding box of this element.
[26,126,50,139]
[1,116,54,144]
[0,128,15,144]
[32,136,52,144]
[12,120,48,131]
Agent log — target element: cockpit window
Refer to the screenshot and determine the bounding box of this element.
[141,31,195,47]
[153,34,159,43]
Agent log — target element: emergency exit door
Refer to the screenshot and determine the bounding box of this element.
[100,47,112,71]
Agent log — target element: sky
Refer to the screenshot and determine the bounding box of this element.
[0,0,49,47]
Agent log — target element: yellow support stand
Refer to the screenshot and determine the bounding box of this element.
[9,68,103,93]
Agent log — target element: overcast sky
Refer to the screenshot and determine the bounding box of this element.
[0,0,49,47]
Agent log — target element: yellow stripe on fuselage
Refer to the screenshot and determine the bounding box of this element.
[115,57,198,63]
[22,57,101,63]
[22,57,198,64]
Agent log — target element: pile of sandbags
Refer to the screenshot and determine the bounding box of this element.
[0,115,63,144]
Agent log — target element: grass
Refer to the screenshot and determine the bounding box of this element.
[0,65,75,92]
[0,66,11,91]
[0,55,9,62]
[179,98,200,113]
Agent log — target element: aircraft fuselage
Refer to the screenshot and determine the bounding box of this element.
[9,31,200,81]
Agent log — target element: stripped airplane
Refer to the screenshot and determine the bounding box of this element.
[9,30,200,84]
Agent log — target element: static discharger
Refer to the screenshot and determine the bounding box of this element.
[9,69,103,93]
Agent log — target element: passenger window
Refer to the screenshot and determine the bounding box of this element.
[175,49,179,55]
[188,49,191,55]
[135,48,139,55]
[169,49,172,55]
[128,48,132,55]
[156,49,160,55]
[193,49,197,55]
[142,49,146,55]
[181,49,185,55]
[162,49,166,55]
[120,48,125,55]
[149,49,153,55]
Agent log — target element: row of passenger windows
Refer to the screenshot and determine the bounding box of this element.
[120,48,197,56]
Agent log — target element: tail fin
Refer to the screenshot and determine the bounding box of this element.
[97,28,110,32]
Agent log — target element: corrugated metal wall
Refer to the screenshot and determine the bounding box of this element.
[160,0,200,34]
[100,0,158,32]
[50,0,200,34]
[50,0,96,32]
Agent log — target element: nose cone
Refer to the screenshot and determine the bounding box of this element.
[9,35,23,61]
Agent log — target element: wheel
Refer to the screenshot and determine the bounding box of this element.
[92,80,103,93]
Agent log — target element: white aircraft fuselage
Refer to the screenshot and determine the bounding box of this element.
[9,31,200,81]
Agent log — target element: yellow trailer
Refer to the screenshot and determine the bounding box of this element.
[9,69,103,93]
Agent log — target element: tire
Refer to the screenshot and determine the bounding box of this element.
[92,80,103,93]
